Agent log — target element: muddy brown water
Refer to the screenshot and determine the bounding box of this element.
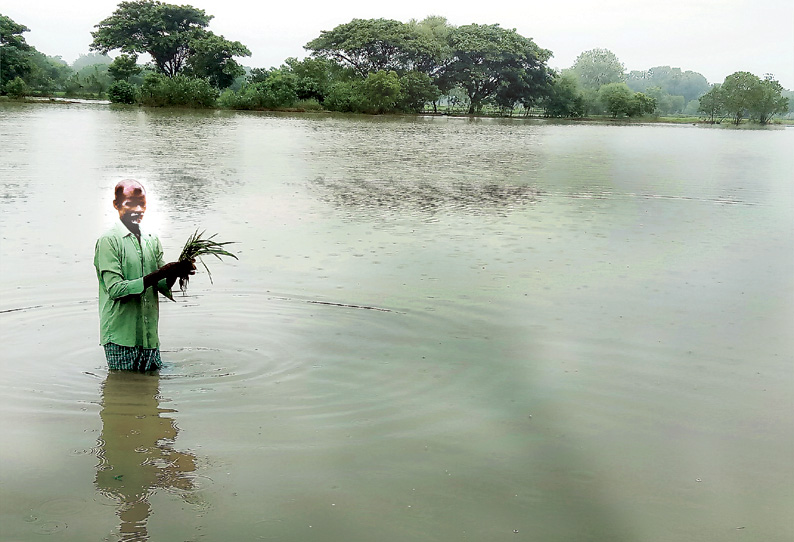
[1,103,792,541]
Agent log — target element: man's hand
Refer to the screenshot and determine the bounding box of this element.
[167,260,197,278]
[166,259,196,289]
[144,260,196,290]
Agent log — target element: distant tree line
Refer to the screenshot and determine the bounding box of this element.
[1,14,109,98]
[2,4,790,123]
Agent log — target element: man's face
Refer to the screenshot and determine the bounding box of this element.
[114,186,147,229]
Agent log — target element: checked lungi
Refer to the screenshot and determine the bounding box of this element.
[103,343,162,372]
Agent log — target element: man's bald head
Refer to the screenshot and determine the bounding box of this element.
[114,179,146,205]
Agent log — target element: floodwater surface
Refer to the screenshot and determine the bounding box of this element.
[1,103,792,542]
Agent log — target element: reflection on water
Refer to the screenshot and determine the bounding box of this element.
[95,372,197,541]
[310,177,540,216]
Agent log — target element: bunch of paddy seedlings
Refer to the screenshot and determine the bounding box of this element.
[177,230,238,295]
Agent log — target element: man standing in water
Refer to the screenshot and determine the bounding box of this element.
[94,180,194,371]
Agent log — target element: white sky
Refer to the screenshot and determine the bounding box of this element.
[5,0,793,89]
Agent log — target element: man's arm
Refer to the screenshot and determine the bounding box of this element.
[95,236,146,300]
[95,236,191,299]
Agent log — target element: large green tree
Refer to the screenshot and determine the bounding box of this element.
[597,82,655,117]
[305,18,433,78]
[91,1,210,76]
[90,0,249,87]
[750,75,788,124]
[570,48,625,91]
[1,14,33,91]
[721,71,761,125]
[439,24,551,114]
[184,31,250,89]
[305,17,451,112]
[697,84,724,122]
[702,72,788,125]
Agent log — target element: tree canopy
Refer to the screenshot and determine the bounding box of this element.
[697,73,789,124]
[72,52,113,71]
[304,18,440,78]
[570,48,625,90]
[720,71,788,125]
[305,18,552,115]
[597,82,655,117]
[184,31,250,89]
[0,14,29,50]
[405,16,453,78]
[90,0,249,87]
[697,84,724,123]
[750,76,788,124]
[440,24,552,114]
[626,66,709,104]
[1,14,33,91]
[107,53,141,81]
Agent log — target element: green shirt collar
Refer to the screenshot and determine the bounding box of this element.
[113,220,147,239]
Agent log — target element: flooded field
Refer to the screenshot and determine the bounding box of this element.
[1,103,792,541]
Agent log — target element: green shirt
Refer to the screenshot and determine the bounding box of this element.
[94,222,172,348]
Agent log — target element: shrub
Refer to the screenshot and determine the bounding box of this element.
[598,82,634,117]
[257,70,298,108]
[397,71,440,113]
[217,88,242,108]
[323,80,366,113]
[294,98,323,111]
[107,80,137,104]
[627,92,656,117]
[217,70,298,110]
[361,71,401,114]
[4,77,30,98]
[217,84,267,110]
[139,73,217,107]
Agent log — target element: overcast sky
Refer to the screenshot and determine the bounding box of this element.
[5,0,793,89]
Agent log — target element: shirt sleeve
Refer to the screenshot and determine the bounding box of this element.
[154,236,173,299]
[95,235,145,299]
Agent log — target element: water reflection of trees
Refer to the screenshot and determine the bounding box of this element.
[95,372,197,541]
[310,177,540,216]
